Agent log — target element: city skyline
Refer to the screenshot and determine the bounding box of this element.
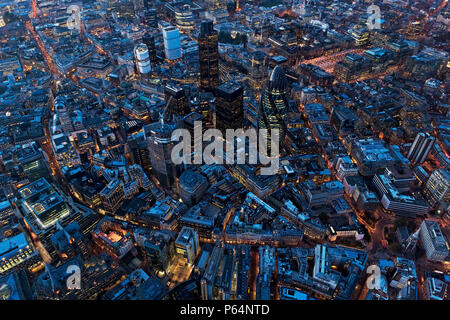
[0,0,448,306]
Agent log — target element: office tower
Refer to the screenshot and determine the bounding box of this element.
[142,34,157,62]
[143,229,176,274]
[99,179,126,213]
[175,4,195,33]
[129,139,151,172]
[248,51,268,90]
[163,26,182,60]
[419,220,449,261]
[146,120,179,188]
[134,43,151,75]
[165,84,188,117]
[144,8,158,28]
[258,66,289,144]
[425,169,450,203]
[407,132,435,164]
[175,226,199,265]
[198,20,219,92]
[215,81,243,133]
[181,112,205,162]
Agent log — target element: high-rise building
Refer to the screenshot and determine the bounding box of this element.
[144,8,158,28]
[174,4,195,33]
[142,34,157,62]
[248,51,268,90]
[407,132,435,164]
[425,169,450,204]
[134,43,151,75]
[146,120,179,187]
[258,66,290,146]
[163,26,182,60]
[198,20,219,92]
[129,139,151,172]
[419,220,449,262]
[175,226,199,265]
[215,81,243,133]
[165,84,188,117]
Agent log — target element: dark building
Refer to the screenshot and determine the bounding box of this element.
[146,120,180,188]
[142,34,157,62]
[143,229,176,274]
[129,139,151,172]
[330,106,358,136]
[165,84,189,118]
[215,81,244,133]
[198,20,219,92]
[144,8,158,28]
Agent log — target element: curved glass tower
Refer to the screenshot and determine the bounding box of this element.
[258,66,289,148]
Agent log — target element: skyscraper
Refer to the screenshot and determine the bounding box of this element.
[407,132,435,164]
[163,26,182,61]
[258,66,290,146]
[146,120,179,188]
[248,51,268,90]
[165,84,188,117]
[134,43,151,75]
[215,81,243,133]
[174,4,195,33]
[142,34,157,62]
[198,20,219,92]
[144,8,158,28]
